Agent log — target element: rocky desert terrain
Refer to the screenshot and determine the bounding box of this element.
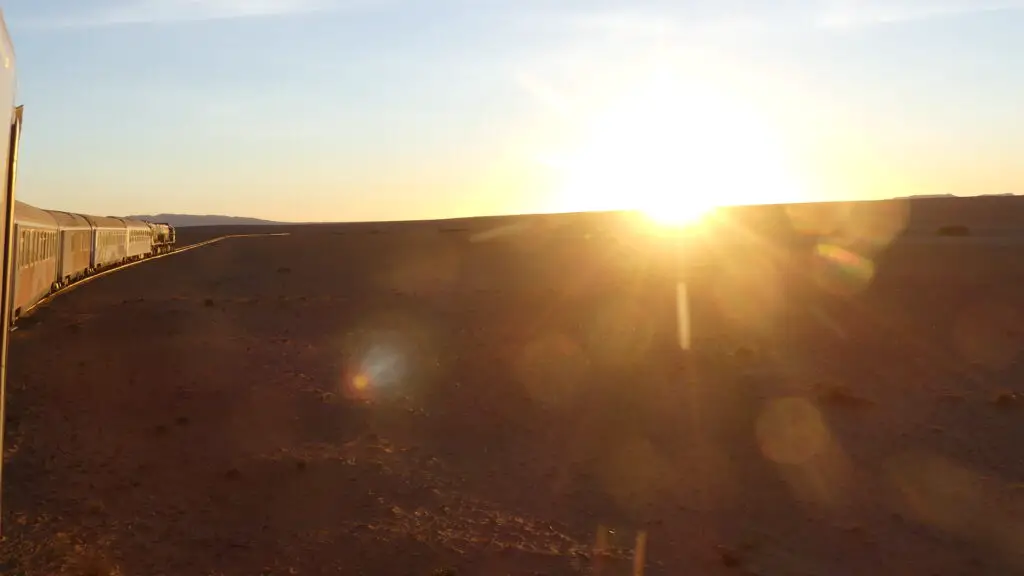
[4,199,1024,575]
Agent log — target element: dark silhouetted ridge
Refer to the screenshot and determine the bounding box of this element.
[125,214,285,227]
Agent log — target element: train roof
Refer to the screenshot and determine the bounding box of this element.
[81,214,127,229]
[14,201,58,229]
[44,209,90,230]
[115,217,153,230]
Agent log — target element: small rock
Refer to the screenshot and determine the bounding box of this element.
[717,545,741,568]
[993,390,1020,409]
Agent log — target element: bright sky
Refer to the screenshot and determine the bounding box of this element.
[2,0,1023,222]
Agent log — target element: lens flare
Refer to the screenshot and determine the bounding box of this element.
[813,243,876,295]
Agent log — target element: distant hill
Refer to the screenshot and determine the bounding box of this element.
[898,193,1016,199]
[125,214,285,228]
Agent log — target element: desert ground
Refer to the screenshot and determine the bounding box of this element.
[3,201,1024,575]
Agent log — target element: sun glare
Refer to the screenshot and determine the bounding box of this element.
[546,65,806,228]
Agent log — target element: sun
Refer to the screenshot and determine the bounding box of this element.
[639,195,718,227]
[546,68,806,227]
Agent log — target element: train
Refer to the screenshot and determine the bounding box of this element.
[10,201,176,322]
[0,14,177,325]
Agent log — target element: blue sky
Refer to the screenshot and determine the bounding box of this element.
[2,0,1023,222]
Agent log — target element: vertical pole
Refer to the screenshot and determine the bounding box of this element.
[0,104,24,536]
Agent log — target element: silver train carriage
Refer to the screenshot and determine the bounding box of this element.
[0,11,23,326]
[11,201,58,318]
[46,210,91,286]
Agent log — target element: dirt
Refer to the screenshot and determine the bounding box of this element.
[3,213,1024,575]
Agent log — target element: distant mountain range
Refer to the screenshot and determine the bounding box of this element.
[131,193,1021,228]
[125,214,286,228]
[900,193,1015,199]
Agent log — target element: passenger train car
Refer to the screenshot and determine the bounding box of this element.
[10,200,176,321]
[0,10,22,334]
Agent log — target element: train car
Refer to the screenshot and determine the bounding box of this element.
[45,210,92,286]
[12,202,58,318]
[119,217,153,260]
[148,222,175,254]
[83,214,127,269]
[0,12,23,329]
